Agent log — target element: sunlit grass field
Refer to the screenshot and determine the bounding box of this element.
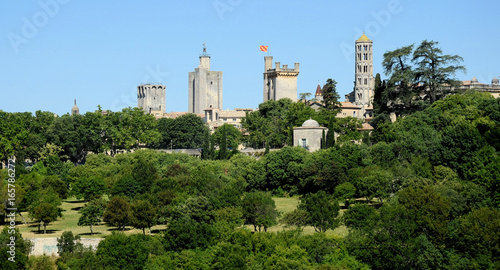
[2,196,348,239]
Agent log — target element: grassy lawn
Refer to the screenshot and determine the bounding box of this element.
[1,196,349,239]
[1,197,166,239]
[244,196,349,238]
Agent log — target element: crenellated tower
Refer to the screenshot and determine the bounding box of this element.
[137,84,166,114]
[263,56,299,102]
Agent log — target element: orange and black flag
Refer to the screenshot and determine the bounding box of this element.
[260,45,268,52]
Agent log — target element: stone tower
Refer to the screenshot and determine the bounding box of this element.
[188,44,223,114]
[137,84,166,114]
[71,99,79,115]
[353,33,374,113]
[263,56,299,102]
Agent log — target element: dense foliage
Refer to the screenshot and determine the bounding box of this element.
[0,90,499,269]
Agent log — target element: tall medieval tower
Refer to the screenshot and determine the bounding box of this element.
[353,33,374,113]
[137,84,166,114]
[188,44,223,114]
[263,56,299,102]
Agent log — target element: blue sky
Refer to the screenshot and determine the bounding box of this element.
[1,0,499,115]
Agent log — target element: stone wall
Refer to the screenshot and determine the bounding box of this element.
[27,237,103,256]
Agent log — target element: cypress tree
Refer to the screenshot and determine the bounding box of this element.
[326,118,336,148]
[219,127,228,160]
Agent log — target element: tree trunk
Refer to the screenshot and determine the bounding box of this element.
[90,223,93,235]
[43,223,47,234]
[18,212,27,224]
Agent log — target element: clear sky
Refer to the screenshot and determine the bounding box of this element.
[1,0,499,115]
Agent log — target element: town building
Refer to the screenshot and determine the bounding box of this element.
[204,108,253,132]
[456,77,500,98]
[293,118,328,152]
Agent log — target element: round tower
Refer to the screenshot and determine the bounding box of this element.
[354,33,374,109]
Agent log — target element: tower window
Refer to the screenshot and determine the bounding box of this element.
[364,78,368,85]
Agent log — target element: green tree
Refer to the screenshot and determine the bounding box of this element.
[103,196,131,230]
[81,107,109,154]
[334,182,356,207]
[27,187,63,234]
[242,99,296,148]
[213,123,241,150]
[45,114,87,163]
[281,209,309,229]
[0,227,32,269]
[78,198,107,235]
[342,204,378,231]
[332,117,363,143]
[264,146,307,192]
[353,166,392,203]
[130,200,157,235]
[201,128,211,160]
[299,190,340,233]
[299,92,312,102]
[218,125,228,160]
[96,233,164,270]
[72,176,106,201]
[452,207,500,267]
[412,40,466,103]
[321,129,326,149]
[156,113,208,149]
[382,44,418,116]
[27,255,56,270]
[321,78,341,114]
[241,191,279,232]
[131,155,159,194]
[326,117,336,148]
[32,202,61,234]
[57,231,81,256]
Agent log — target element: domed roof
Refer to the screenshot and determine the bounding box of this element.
[471,77,478,82]
[302,118,320,128]
[71,99,80,115]
[492,77,499,85]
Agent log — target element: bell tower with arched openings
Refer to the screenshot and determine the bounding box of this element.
[353,33,374,111]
